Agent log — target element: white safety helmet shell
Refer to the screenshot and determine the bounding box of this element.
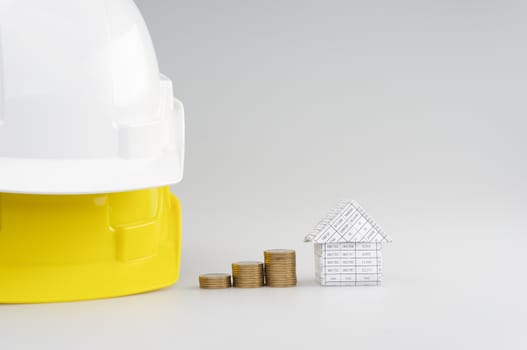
[0,0,184,194]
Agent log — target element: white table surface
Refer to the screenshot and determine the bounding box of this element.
[0,233,525,349]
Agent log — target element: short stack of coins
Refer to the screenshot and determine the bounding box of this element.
[199,273,232,289]
[264,249,297,287]
[231,261,265,288]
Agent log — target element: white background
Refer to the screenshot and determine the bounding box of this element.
[1,0,526,349]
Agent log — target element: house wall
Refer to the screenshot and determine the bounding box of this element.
[314,242,382,286]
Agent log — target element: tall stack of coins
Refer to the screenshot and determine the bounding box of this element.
[264,249,297,287]
[231,261,265,288]
[199,273,232,289]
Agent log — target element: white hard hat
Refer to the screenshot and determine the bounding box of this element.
[0,0,184,194]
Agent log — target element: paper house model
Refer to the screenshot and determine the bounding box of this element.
[304,200,392,286]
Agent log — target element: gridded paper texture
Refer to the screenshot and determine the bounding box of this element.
[314,243,383,286]
[305,200,391,243]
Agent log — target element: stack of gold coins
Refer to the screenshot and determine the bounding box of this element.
[264,249,297,287]
[199,273,232,289]
[231,261,265,288]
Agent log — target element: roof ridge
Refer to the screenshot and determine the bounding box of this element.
[304,200,392,243]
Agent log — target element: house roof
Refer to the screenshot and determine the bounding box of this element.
[304,200,392,244]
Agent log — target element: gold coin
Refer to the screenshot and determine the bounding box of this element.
[232,261,264,266]
[233,275,264,278]
[267,279,297,286]
[233,274,263,277]
[266,279,296,282]
[232,262,264,269]
[232,271,264,275]
[233,279,264,282]
[265,263,295,266]
[266,270,296,273]
[199,273,231,279]
[267,284,297,288]
[199,279,232,282]
[264,249,295,254]
[199,280,232,283]
[199,273,232,289]
[266,279,297,282]
[234,284,264,288]
[266,271,295,274]
[234,279,264,282]
[265,266,296,269]
[233,270,264,273]
[266,278,297,282]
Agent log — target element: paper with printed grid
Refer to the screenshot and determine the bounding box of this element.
[305,200,391,244]
[314,242,382,286]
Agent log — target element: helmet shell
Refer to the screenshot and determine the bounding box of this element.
[0,0,184,194]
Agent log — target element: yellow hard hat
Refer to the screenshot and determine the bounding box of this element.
[0,0,184,302]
